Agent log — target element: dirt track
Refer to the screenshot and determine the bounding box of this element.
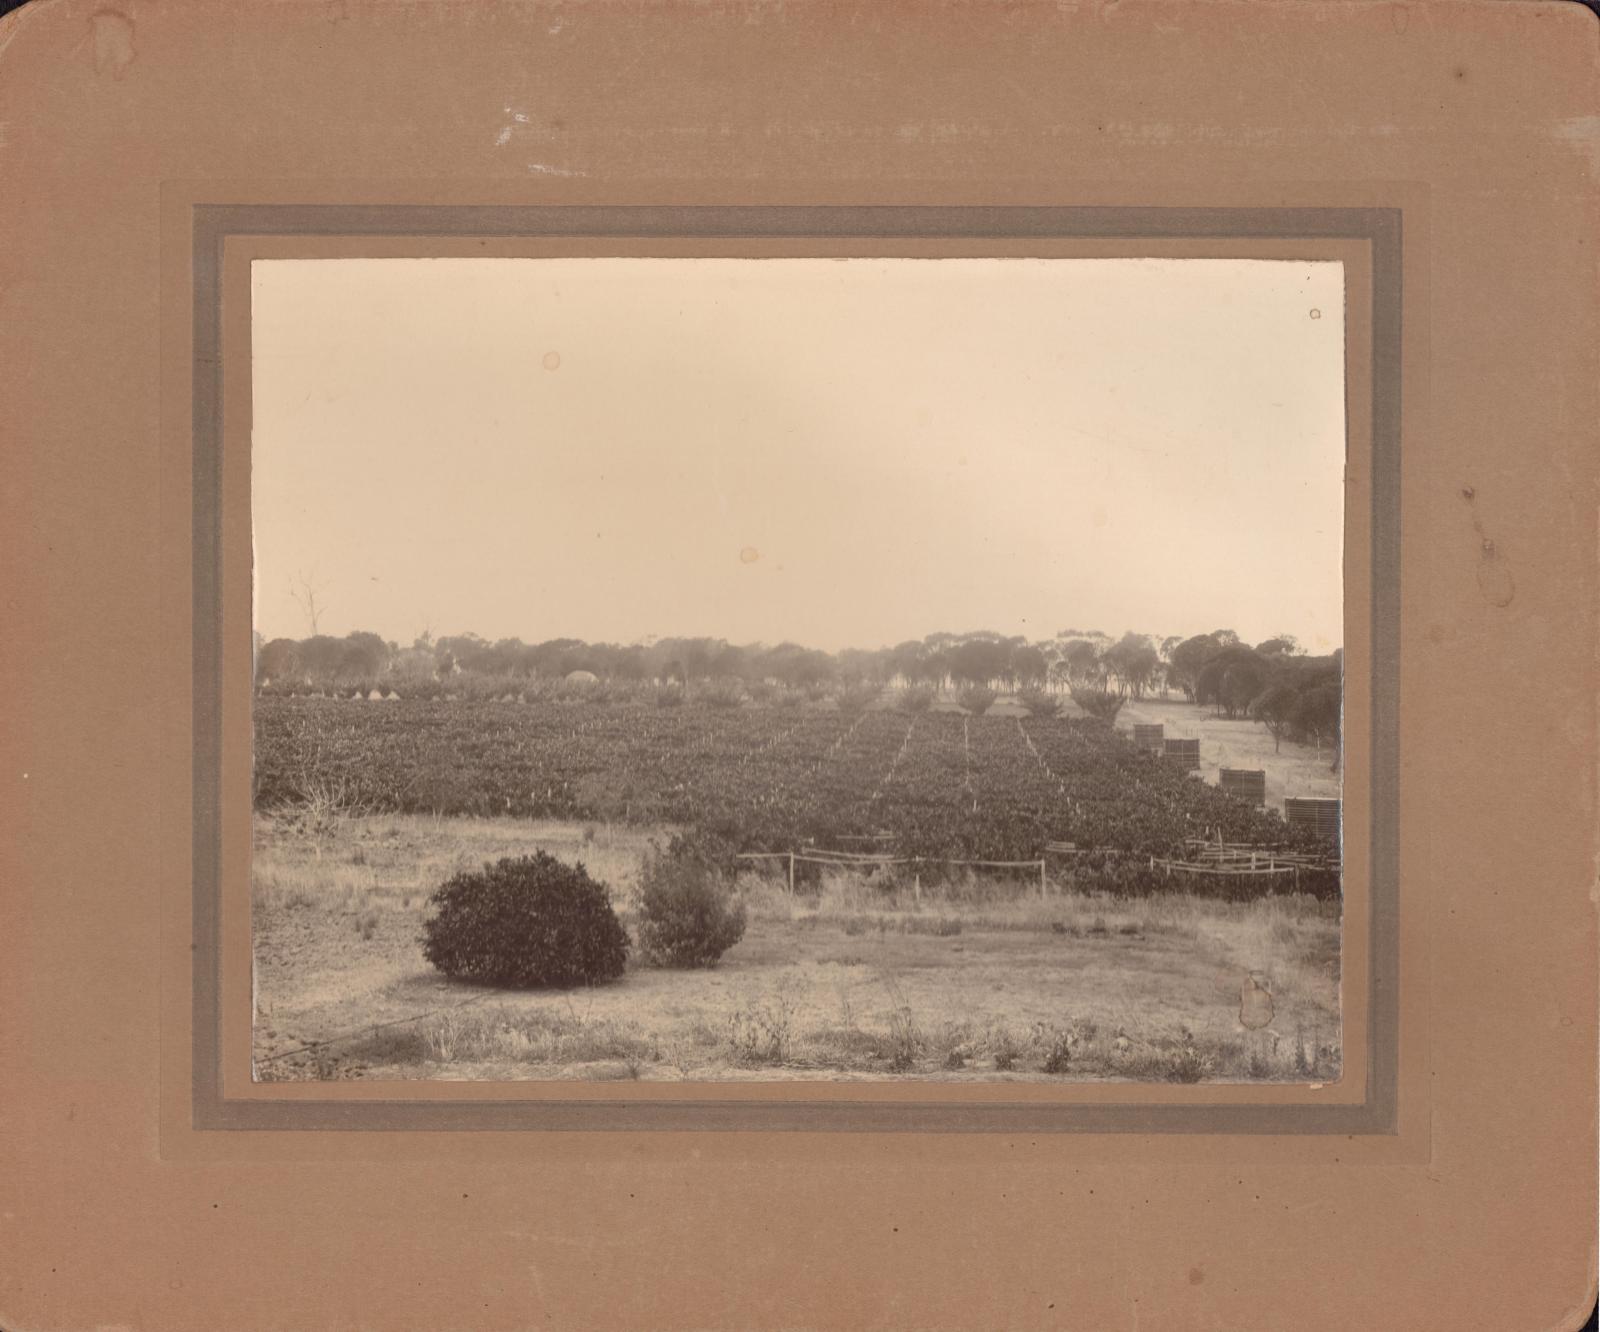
[1113,697,1342,812]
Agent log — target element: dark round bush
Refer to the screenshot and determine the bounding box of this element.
[421,852,629,988]
[959,686,998,716]
[635,837,747,968]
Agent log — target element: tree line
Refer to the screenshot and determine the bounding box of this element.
[256,625,1340,761]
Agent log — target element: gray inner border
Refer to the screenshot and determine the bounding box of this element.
[193,205,1399,1132]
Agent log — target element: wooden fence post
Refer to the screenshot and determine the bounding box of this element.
[1039,860,1047,900]
[788,851,795,897]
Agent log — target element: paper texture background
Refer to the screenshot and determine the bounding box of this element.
[1,1,1595,1328]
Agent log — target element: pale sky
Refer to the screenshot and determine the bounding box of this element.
[252,257,1346,653]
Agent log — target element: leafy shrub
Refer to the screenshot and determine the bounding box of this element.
[655,683,685,708]
[635,838,748,967]
[897,684,937,714]
[1017,688,1061,718]
[1069,686,1126,724]
[421,853,629,988]
[958,686,998,716]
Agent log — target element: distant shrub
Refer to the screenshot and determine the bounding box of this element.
[421,853,629,988]
[897,684,937,714]
[1017,688,1061,718]
[636,837,747,967]
[958,686,998,716]
[655,683,686,708]
[1069,686,1126,724]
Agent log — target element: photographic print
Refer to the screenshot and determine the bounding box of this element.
[250,256,1345,1084]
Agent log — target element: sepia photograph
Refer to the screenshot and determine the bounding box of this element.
[10,0,1600,1321]
[249,255,1346,1084]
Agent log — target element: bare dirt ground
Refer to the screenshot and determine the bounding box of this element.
[253,814,1341,1085]
[1113,696,1342,811]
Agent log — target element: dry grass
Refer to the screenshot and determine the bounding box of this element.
[253,814,1341,1084]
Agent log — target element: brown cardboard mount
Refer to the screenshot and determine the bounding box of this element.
[0,1,1595,1328]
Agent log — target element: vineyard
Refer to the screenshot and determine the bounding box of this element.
[254,698,1340,897]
